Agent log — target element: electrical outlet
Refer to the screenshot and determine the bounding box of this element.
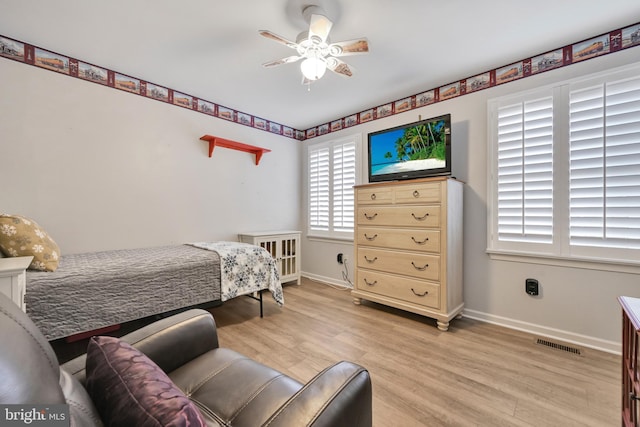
[337,253,344,264]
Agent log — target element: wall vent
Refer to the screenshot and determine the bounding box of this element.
[536,338,582,356]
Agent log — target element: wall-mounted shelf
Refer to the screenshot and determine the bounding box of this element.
[200,135,271,165]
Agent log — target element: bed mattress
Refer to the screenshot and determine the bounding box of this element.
[25,244,221,340]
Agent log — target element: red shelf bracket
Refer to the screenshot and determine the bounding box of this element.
[199,135,271,165]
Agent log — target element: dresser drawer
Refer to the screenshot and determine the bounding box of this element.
[357,187,393,205]
[357,205,441,227]
[357,247,440,280]
[357,227,441,253]
[357,269,440,309]
[395,182,441,204]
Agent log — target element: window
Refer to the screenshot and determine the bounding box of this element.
[308,135,360,239]
[569,77,640,250]
[488,64,640,266]
[496,94,554,244]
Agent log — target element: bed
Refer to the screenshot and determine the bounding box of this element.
[25,242,282,341]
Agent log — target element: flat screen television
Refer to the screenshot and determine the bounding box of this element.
[367,113,451,182]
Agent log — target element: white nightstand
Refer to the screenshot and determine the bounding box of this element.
[238,231,301,285]
[0,256,33,312]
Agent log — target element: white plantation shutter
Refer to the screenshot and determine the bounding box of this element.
[332,141,356,232]
[308,135,359,237]
[489,64,640,266]
[496,96,554,243]
[309,146,330,231]
[569,75,640,249]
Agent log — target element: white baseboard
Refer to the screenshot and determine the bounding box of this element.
[298,273,620,355]
[301,272,352,289]
[463,309,621,355]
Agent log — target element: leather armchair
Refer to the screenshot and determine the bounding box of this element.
[0,292,372,426]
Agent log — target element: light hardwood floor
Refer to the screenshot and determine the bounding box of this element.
[210,277,620,427]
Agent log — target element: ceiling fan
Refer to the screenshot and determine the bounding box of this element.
[259,5,369,84]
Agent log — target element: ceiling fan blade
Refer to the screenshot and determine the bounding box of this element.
[262,55,302,67]
[258,30,298,49]
[326,58,354,77]
[328,38,369,57]
[308,13,333,43]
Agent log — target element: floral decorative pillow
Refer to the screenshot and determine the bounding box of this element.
[85,336,206,427]
[0,214,60,271]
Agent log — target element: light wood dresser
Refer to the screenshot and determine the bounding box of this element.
[351,177,463,331]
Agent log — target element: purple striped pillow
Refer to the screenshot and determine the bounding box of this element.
[86,336,205,427]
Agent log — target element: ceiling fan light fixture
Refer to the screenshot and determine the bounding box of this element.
[259,4,369,84]
[300,56,327,81]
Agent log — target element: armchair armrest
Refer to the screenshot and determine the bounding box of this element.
[265,361,372,427]
[63,309,219,383]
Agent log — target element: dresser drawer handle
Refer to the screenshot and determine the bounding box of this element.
[411,212,430,220]
[413,190,420,198]
[364,279,377,286]
[364,256,378,263]
[411,288,429,297]
[364,233,378,241]
[411,261,429,271]
[411,236,429,245]
[370,193,376,200]
[364,213,378,220]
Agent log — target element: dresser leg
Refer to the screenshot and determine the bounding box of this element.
[353,297,362,305]
[437,320,450,331]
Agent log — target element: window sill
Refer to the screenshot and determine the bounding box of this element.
[486,249,640,274]
[307,234,354,244]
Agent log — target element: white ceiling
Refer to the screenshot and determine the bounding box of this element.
[2,0,640,130]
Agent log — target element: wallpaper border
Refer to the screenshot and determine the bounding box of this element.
[1,20,639,142]
[0,36,302,140]
[303,21,640,139]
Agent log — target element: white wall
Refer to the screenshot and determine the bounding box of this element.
[0,58,301,254]
[302,48,640,352]
[2,43,639,352]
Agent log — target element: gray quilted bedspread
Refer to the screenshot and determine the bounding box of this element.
[25,245,221,341]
